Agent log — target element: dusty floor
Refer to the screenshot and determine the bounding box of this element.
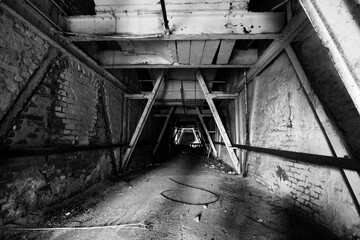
[4,147,339,240]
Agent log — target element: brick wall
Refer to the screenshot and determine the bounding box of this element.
[0,8,159,225]
[244,52,359,237]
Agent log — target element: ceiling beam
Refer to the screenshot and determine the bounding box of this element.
[299,0,360,118]
[66,12,285,41]
[232,11,309,92]
[65,33,281,42]
[103,64,253,69]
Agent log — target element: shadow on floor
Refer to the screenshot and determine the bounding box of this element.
[4,146,341,240]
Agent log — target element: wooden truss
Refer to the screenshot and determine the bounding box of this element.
[196,71,240,174]
[122,71,165,171]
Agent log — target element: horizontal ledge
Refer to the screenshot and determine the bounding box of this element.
[66,33,280,42]
[214,142,359,171]
[103,64,253,69]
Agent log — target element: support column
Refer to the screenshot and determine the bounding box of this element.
[196,107,217,158]
[153,106,175,157]
[122,70,165,171]
[196,70,240,174]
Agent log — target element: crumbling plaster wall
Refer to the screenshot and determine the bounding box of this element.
[0,9,158,224]
[220,51,360,237]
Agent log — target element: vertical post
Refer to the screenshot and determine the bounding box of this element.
[235,95,241,159]
[196,70,240,174]
[196,107,217,158]
[153,106,175,157]
[122,70,165,171]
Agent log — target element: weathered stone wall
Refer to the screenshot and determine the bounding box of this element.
[227,52,359,237]
[0,9,158,225]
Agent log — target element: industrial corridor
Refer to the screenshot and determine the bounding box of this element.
[1,0,360,239]
[5,148,338,240]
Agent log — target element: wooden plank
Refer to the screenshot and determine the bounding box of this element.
[210,93,239,99]
[0,47,59,136]
[216,40,236,64]
[103,64,253,69]
[229,49,258,65]
[66,12,286,36]
[68,33,280,42]
[196,71,240,173]
[196,107,217,158]
[168,41,178,62]
[190,41,206,65]
[299,0,360,121]
[200,40,220,64]
[233,11,309,92]
[122,71,165,171]
[95,0,249,13]
[177,41,191,64]
[99,50,172,65]
[285,46,360,215]
[153,106,175,157]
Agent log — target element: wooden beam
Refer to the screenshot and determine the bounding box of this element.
[122,71,165,171]
[216,40,236,64]
[285,46,360,215]
[153,106,175,157]
[196,71,240,173]
[190,41,206,65]
[66,33,280,42]
[233,11,309,92]
[103,64,253,69]
[124,94,151,99]
[299,0,360,119]
[168,41,178,62]
[200,40,220,64]
[210,93,239,99]
[196,107,217,158]
[229,49,258,65]
[0,47,59,136]
[0,1,129,93]
[177,41,191,64]
[66,12,286,37]
[99,51,172,65]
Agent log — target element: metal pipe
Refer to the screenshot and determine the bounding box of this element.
[213,142,360,172]
[160,0,171,35]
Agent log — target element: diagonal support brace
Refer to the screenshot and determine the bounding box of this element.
[122,70,165,171]
[196,70,240,174]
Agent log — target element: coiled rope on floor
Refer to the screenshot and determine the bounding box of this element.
[160,178,220,205]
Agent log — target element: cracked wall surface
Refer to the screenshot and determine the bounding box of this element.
[0,9,159,225]
[221,52,360,237]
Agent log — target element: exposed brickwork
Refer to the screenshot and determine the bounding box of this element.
[0,8,162,224]
[292,27,360,160]
[242,52,360,237]
[0,9,49,121]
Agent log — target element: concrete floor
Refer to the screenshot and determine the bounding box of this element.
[5,147,338,240]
